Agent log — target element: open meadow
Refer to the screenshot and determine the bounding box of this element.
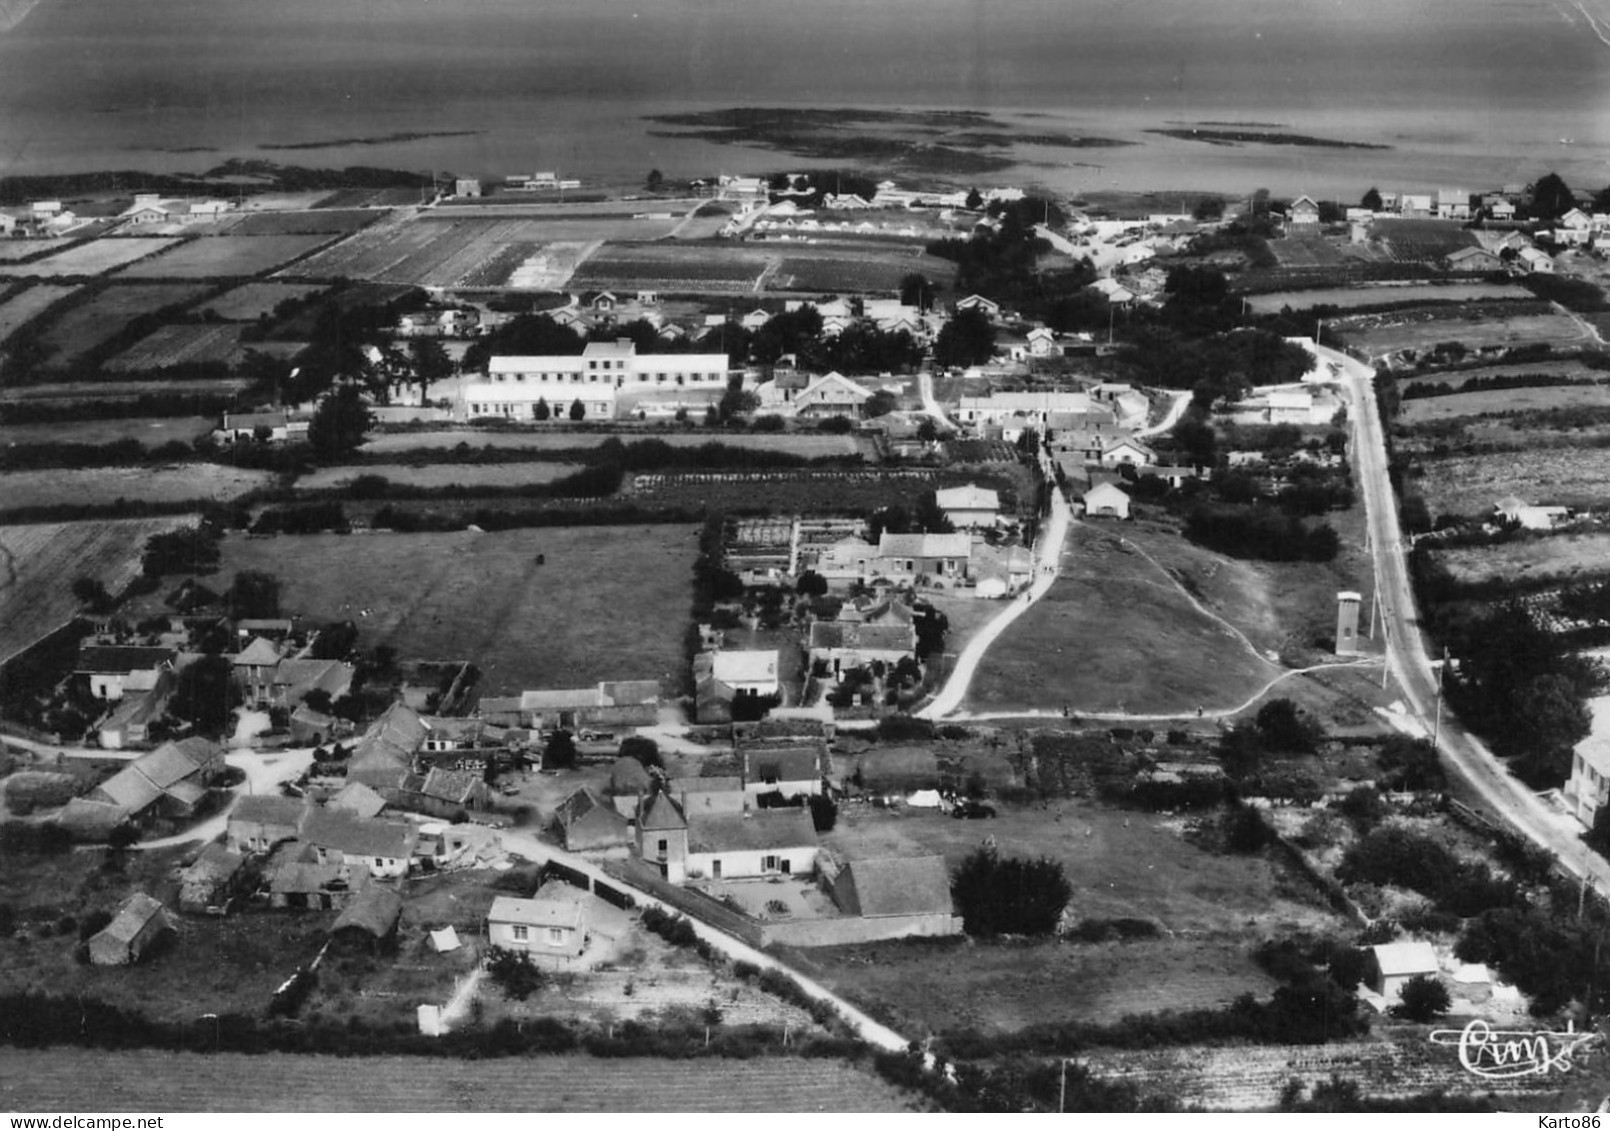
[361,429,866,458]
[35,284,212,367]
[1414,446,1610,517]
[217,525,699,696]
[767,244,960,294]
[198,281,328,321]
[1426,531,1610,591]
[294,461,589,491]
[0,1049,915,1113]
[1246,281,1531,315]
[0,415,214,450]
[104,323,246,371]
[228,209,377,236]
[0,284,79,344]
[1399,381,1610,425]
[116,234,334,279]
[571,242,773,293]
[0,240,61,262]
[1337,304,1587,358]
[0,238,180,278]
[0,464,272,510]
[0,517,195,664]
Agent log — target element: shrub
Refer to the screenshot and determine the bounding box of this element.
[1066,918,1161,943]
[487,947,545,1001]
[1391,974,1451,1022]
[951,844,1071,937]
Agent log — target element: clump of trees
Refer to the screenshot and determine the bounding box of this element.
[487,947,545,1001]
[1183,507,1340,563]
[950,844,1071,937]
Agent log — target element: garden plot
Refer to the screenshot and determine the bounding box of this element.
[295,462,589,491]
[1247,282,1532,315]
[1338,304,1586,358]
[0,464,272,511]
[36,284,211,367]
[105,323,246,371]
[2,238,181,278]
[116,234,333,279]
[1427,532,1610,591]
[1400,381,1610,425]
[570,243,773,294]
[1416,447,1610,517]
[0,284,79,343]
[769,245,959,294]
[229,209,376,236]
[197,281,328,321]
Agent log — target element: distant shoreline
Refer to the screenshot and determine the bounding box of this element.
[1145,128,1389,151]
[259,130,484,153]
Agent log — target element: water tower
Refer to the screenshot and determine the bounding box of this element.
[1335,591,1363,657]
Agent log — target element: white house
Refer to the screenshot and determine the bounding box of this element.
[876,532,972,584]
[462,340,729,421]
[1083,481,1130,519]
[1100,438,1154,468]
[486,887,587,959]
[711,651,781,697]
[1567,697,1610,826]
[935,483,1001,528]
[685,808,819,881]
[1368,941,1440,1002]
[1267,389,1315,423]
[791,371,873,418]
[1517,246,1554,274]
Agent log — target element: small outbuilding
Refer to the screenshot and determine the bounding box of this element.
[487,886,588,959]
[1368,941,1440,1001]
[1083,481,1131,520]
[177,842,247,915]
[87,893,171,966]
[330,886,405,954]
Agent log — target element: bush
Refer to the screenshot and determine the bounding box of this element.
[487,947,545,1001]
[951,844,1071,937]
[1391,974,1451,1022]
[875,716,935,742]
[1066,918,1161,943]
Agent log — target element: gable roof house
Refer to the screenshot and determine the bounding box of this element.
[1445,245,1503,273]
[1286,195,1321,228]
[346,702,429,792]
[263,842,372,910]
[1368,941,1440,1002]
[876,532,972,586]
[934,483,1001,529]
[299,808,418,879]
[552,786,634,853]
[823,854,959,935]
[76,645,176,703]
[177,843,248,915]
[636,791,691,881]
[710,650,781,697]
[808,620,916,675]
[685,807,819,881]
[228,794,309,854]
[329,885,405,954]
[88,737,224,830]
[1100,438,1155,468]
[1083,481,1131,520]
[515,680,661,731]
[327,780,388,820]
[87,893,172,966]
[487,884,590,960]
[740,743,826,800]
[791,372,873,418]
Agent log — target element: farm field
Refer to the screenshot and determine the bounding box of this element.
[1427,532,1610,590]
[104,323,246,371]
[571,242,773,293]
[35,284,212,366]
[1,237,180,278]
[199,281,329,321]
[1369,219,1477,262]
[0,517,195,664]
[0,463,273,510]
[361,428,865,457]
[1337,305,1585,358]
[1415,447,1610,517]
[1400,381,1610,424]
[0,283,79,343]
[283,217,679,288]
[311,186,427,209]
[217,525,699,696]
[0,1050,916,1113]
[0,376,253,403]
[0,239,61,262]
[1246,281,1531,314]
[1264,236,1350,269]
[228,209,377,236]
[0,415,213,450]
[295,461,589,491]
[117,234,333,279]
[1395,359,1597,389]
[629,468,951,516]
[769,245,960,293]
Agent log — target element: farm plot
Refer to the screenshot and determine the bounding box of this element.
[629,468,943,514]
[1,376,253,403]
[769,246,960,294]
[1,237,181,278]
[1415,447,1610,517]
[362,428,865,457]
[229,209,376,236]
[571,243,773,294]
[1337,304,1586,358]
[35,284,211,367]
[1400,381,1610,425]
[0,283,79,343]
[1247,281,1531,315]
[0,1050,915,1113]
[0,517,195,664]
[218,524,699,696]
[116,234,333,279]
[104,323,245,371]
[0,464,272,511]
[311,186,427,209]
[296,462,589,491]
[0,239,63,262]
[0,415,214,450]
[1426,532,1610,591]
[1265,236,1348,269]
[1370,219,1477,262]
[199,281,328,321]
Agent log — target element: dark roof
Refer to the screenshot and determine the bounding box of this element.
[94,893,167,947]
[328,781,387,819]
[232,794,308,829]
[637,791,687,832]
[300,809,417,860]
[331,886,403,938]
[421,767,483,805]
[688,808,816,854]
[808,622,914,652]
[76,646,175,674]
[839,855,953,917]
[347,702,427,789]
[742,744,824,785]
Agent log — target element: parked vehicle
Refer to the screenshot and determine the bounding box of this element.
[951,799,996,819]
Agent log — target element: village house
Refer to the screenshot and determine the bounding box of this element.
[1493,494,1570,531]
[327,780,388,820]
[934,483,1000,529]
[513,680,661,733]
[95,666,175,750]
[1083,481,1132,520]
[876,532,972,585]
[1100,438,1155,468]
[552,786,634,852]
[710,650,782,697]
[1436,189,1471,221]
[958,390,1097,430]
[88,737,224,831]
[1367,941,1441,1002]
[635,791,692,881]
[75,645,175,702]
[217,410,309,444]
[87,893,171,966]
[1566,698,1610,826]
[808,619,916,676]
[1266,389,1317,424]
[462,340,729,421]
[177,843,248,915]
[488,884,591,959]
[971,540,1033,598]
[346,702,430,793]
[330,886,404,954]
[1517,246,1555,274]
[790,371,874,418]
[1285,195,1321,228]
[228,794,308,854]
[1444,246,1504,273]
[681,806,819,882]
[299,808,418,879]
[263,844,372,910]
[740,742,826,801]
[821,854,960,937]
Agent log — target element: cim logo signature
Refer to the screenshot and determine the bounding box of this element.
[1429,1020,1600,1080]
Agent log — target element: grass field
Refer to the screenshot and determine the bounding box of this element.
[0,415,214,450]
[0,517,195,664]
[295,462,589,491]
[571,242,773,293]
[104,323,246,371]
[1246,281,1531,314]
[361,429,865,457]
[0,283,79,343]
[1415,446,1610,516]
[0,1050,916,1112]
[768,245,960,294]
[1339,306,1586,358]
[2,238,181,278]
[0,376,253,403]
[1400,381,1610,424]
[0,239,61,262]
[1428,532,1610,590]
[217,525,699,696]
[198,281,328,321]
[229,209,377,236]
[117,235,333,279]
[0,464,272,510]
[36,284,212,366]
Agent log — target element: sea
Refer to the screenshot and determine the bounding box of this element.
[1,0,1609,200]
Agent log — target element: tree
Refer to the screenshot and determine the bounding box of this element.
[645,168,665,193]
[916,418,940,444]
[533,396,550,421]
[308,384,373,460]
[71,576,114,614]
[864,389,898,419]
[142,527,221,577]
[167,654,240,734]
[225,570,281,620]
[1391,974,1451,1022]
[543,730,577,770]
[408,337,453,403]
[619,735,662,771]
[718,381,759,423]
[933,307,996,368]
[899,272,934,312]
[568,398,586,422]
[912,490,955,534]
[1377,735,1444,792]
[1192,196,1225,222]
[1172,417,1217,468]
[1255,698,1324,753]
[795,570,828,597]
[1361,187,1383,211]
[487,947,545,1001]
[965,187,983,211]
[1532,172,1576,220]
[951,844,1071,936]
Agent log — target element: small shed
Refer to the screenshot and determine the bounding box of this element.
[177,843,247,915]
[87,893,171,966]
[1368,941,1440,1001]
[330,886,404,954]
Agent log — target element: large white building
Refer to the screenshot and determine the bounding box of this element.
[461,340,730,421]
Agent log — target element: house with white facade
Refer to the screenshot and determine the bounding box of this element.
[935,483,1001,528]
[462,340,729,421]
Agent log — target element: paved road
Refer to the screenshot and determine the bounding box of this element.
[1334,340,1610,887]
[916,370,956,430]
